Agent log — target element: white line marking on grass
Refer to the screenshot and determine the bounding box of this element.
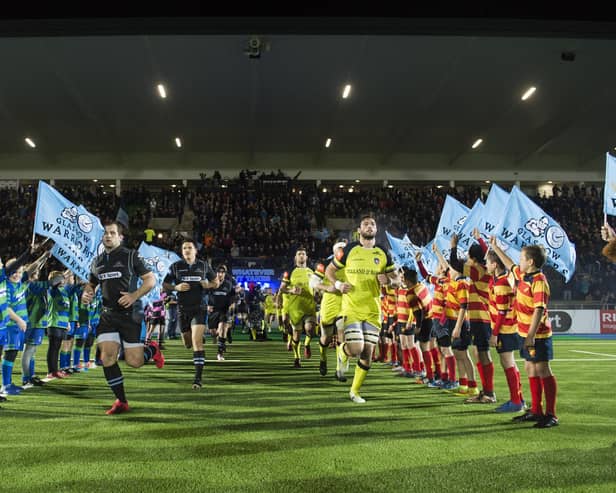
[555,340,616,344]
[549,358,616,362]
[569,350,616,358]
[164,359,241,363]
[515,357,616,363]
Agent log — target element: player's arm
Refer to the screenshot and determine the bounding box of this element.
[325,262,350,293]
[81,263,99,304]
[118,271,156,309]
[452,283,468,339]
[8,307,26,331]
[25,250,51,277]
[431,243,451,271]
[524,307,544,349]
[309,263,336,294]
[488,236,514,271]
[472,228,489,254]
[278,274,297,294]
[449,234,464,272]
[377,248,400,286]
[200,266,221,289]
[414,252,431,278]
[163,265,188,292]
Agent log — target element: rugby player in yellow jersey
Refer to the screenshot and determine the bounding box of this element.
[273,287,290,348]
[263,287,276,334]
[310,240,348,379]
[280,247,317,368]
[325,213,399,403]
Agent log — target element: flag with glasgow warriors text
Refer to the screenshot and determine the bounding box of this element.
[604,153,616,216]
[34,181,104,281]
[432,195,470,262]
[386,231,426,280]
[137,242,181,306]
[495,186,576,282]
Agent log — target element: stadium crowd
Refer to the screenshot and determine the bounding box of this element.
[0,176,613,303]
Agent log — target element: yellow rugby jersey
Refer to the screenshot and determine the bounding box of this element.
[332,242,395,324]
[314,262,344,321]
[264,294,276,315]
[282,267,316,316]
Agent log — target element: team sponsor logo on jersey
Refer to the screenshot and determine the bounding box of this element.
[180,276,202,282]
[98,271,122,280]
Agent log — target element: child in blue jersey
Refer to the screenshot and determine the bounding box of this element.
[83,289,102,369]
[22,268,53,387]
[46,270,76,379]
[60,273,80,373]
[72,281,92,371]
[2,253,48,395]
[0,257,21,400]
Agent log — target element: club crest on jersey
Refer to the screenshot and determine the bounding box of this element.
[374,258,380,265]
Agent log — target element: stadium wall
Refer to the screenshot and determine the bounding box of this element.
[550,309,616,335]
[0,152,605,182]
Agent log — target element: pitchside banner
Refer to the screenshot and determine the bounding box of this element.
[495,186,577,282]
[34,181,104,281]
[600,310,616,334]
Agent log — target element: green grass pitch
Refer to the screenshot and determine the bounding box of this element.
[1,335,615,492]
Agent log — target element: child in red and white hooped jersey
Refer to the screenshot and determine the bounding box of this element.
[490,238,558,428]
[415,249,454,388]
[484,248,525,413]
[449,230,496,404]
[404,267,435,383]
[393,275,415,378]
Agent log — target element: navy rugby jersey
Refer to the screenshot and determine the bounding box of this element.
[208,278,235,312]
[89,246,150,312]
[164,259,215,307]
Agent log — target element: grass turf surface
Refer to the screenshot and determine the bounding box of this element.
[2,335,616,492]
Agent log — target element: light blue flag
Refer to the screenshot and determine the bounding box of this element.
[495,186,577,282]
[478,183,522,262]
[386,231,425,279]
[480,184,510,237]
[457,198,484,250]
[34,181,104,281]
[421,240,440,276]
[137,242,181,306]
[116,207,130,229]
[604,153,616,216]
[433,195,471,260]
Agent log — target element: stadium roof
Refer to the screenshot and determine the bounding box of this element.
[0,14,615,181]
